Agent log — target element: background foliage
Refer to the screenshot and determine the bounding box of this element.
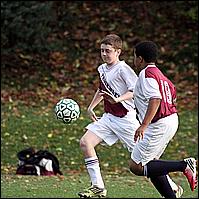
[1,1,198,175]
[1,1,198,110]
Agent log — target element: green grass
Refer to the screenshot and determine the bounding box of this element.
[1,172,198,198]
[1,103,198,198]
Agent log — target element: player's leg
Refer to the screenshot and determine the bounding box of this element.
[130,113,197,193]
[109,109,139,153]
[112,111,182,197]
[144,113,197,191]
[145,158,197,191]
[129,113,178,175]
[155,144,183,197]
[150,175,176,198]
[79,130,108,198]
[80,130,104,187]
[167,175,183,198]
[151,176,183,198]
[78,113,119,197]
[129,159,184,197]
[129,155,197,192]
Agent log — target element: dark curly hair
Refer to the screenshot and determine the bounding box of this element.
[134,41,158,63]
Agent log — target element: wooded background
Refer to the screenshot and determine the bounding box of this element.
[1,1,198,110]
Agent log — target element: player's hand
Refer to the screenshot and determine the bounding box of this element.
[87,108,98,122]
[134,124,147,142]
[99,90,118,104]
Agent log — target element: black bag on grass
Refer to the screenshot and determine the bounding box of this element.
[16,147,63,176]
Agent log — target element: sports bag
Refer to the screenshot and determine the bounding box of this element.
[16,147,63,176]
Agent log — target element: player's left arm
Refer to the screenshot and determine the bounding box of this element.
[115,91,134,102]
[100,90,133,104]
[134,98,161,142]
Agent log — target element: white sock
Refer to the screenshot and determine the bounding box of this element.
[143,165,148,176]
[167,175,178,191]
[85,157,105,189]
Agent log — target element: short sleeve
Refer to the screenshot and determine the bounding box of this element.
[143,77,162,100]
[120,65,138,92]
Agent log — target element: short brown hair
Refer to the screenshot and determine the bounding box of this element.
[100,34,122,50]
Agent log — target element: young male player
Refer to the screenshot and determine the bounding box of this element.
[78,35,183,198]
[129,41,197,198]
[78,34,139,198]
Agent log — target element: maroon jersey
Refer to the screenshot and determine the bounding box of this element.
[134,65,177,123]
[97,61,138,118]
[99,79,128,117]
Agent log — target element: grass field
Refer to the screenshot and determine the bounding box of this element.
[1,104,198,198]
[1,172,198,198]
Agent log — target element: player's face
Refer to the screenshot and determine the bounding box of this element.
[100,44,120,65]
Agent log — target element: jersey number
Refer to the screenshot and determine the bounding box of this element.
[160,80,172,104]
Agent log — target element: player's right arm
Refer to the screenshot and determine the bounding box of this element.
[87,88,103,122]
[134,98,161,142]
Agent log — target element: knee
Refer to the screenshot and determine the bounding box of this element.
[79,136,88,151]
[130,166,143,176]
[129,160,143,176]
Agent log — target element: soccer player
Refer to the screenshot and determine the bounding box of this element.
[78,34,139,198]
[129,41,197,198]
[78,34,182,198]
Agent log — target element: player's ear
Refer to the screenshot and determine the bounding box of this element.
[138,56,144,62]
[117,49,121,56]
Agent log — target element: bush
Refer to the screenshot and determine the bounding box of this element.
[1,1,54,54]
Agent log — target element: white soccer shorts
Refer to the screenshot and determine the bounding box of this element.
[86,110,140,153]
[131,113,179,166]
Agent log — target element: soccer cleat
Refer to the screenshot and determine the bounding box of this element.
[174,185,183,198]
[78,186,107,198]
[183,157,197,191]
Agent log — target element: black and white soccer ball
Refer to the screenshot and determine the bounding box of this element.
[55,98,80,124]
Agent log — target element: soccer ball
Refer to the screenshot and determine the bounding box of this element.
[55,98,80,124]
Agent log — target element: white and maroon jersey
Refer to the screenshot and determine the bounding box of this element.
[134,64,177,123]
[98,60,138,117]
